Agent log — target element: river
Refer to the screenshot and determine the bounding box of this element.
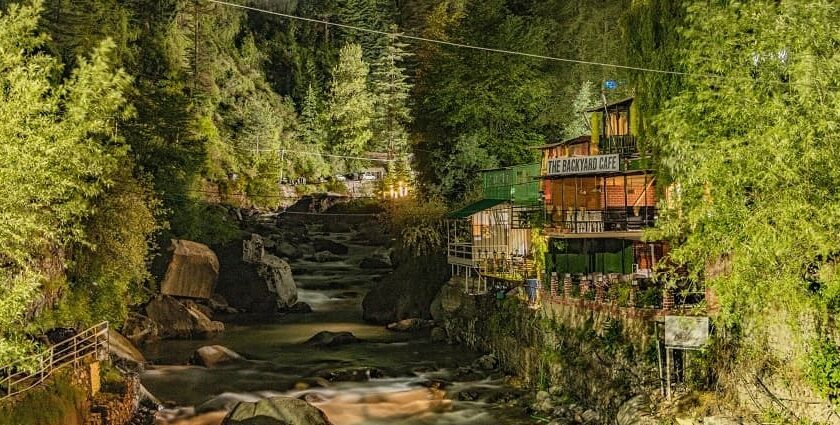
[139,217,533,424]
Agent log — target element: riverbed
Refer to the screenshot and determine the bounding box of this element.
[139,220,533,424]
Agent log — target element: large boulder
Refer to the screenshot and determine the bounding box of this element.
[258,254,298,310]
[215,235,299,315]
[362,252,450,324]
[121,313,159,345]
[616,395,657,425]
[223,397,332,425]
[214,241,276,315]
[160,240,219,299]
[304,331,360,347]
[190,345,243,368]
[108,329,146,365]
[145,295,224,339]
[242,234,299,310]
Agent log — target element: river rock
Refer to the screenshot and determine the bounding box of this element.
[322,221,352,233]
[214,240,276,315]
[312,238,349,255]
[313,251,342,262]
[276,241,302,260]
[190,345,243,368]
[386,318,434,332]
[362,253,450,324]
[196,392,260,414]
[616,394,657,425]
[258,254,299,310]
[288,302,313,314]
[108,329,146,365]
[474,354,498,370]
[209,293,238,314]
[121,313,159,345]
[160,239,219,299]
[145,295,224,339]
[223,396,332,425]
[145,295,195,338]
[304,331,360,347]
[315,366,384,382]
[430,327,447,342]
[359,257,391,270]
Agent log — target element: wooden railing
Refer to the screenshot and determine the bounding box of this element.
[0,322,109,401]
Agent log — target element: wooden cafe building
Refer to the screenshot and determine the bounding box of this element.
[539,97,666,280]
[446,163,542,293]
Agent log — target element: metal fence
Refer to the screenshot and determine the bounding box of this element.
[0,321,109,401]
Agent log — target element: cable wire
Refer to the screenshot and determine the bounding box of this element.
[206,0,809,89]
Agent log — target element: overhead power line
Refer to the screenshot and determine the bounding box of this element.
[207,0,690,77]
[205,0,833,90]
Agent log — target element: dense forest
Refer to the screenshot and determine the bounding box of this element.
[2,0,840,419]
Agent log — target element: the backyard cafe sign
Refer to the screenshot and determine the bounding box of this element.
[547,154,620,176]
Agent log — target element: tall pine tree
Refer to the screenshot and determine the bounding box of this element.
[327,43,375,169]
[371,26,413,160]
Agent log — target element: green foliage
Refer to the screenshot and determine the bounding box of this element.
[807,338,840,406]
[0,0,157,361]
[328,43,375,168]
[384,196,447,256]
[415,0,550,200]
[531,227,547,280]
[371,26,413,159]
[0,371,85,425]
[651,0,840,325]
[561,81,599,140]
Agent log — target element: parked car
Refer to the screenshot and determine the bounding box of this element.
[361,171,377,181]
[334,174,346,182]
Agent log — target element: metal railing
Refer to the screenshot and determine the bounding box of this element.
[599,135,640,157]
[546,208,657,233]
[447,243,510,261]
[0,322,109,401]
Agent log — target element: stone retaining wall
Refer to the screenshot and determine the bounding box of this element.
[85,374,139,425]
[435,277,661,418]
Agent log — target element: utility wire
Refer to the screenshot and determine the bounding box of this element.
[206,0,806,88]
[207,0,689,77]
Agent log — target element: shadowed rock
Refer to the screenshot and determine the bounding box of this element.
[190,345,243,368]
[223,397,332,425]
[304,331,360,347]
[160,239,219,299]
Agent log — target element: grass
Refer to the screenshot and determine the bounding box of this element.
[0,370,86,425]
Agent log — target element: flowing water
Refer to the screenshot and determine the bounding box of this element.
[140,222,532,425]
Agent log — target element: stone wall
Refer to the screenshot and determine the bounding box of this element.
[435,277,661,418]
[85,374,139,425]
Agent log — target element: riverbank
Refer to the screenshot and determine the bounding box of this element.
[136,205,535,424]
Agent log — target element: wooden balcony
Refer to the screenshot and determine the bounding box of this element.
[599,135,642,158]
[544,208,657,239]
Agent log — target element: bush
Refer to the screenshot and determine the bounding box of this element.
[0,371,85,425]
[383,196,447,256]
[807,338,840,405]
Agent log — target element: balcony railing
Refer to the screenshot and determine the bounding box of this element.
[599,135,640,157]
[447,243,536,281]
[546,208,657,234]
